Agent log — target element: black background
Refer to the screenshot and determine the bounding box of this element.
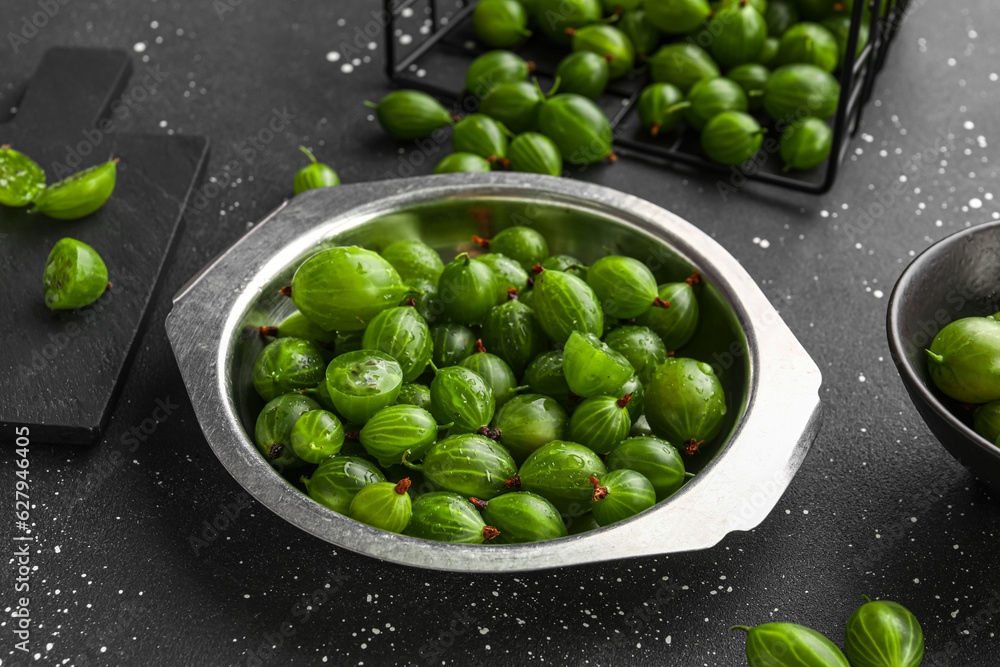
[2,0,1000,665]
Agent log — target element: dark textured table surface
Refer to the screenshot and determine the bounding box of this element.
[2,1,1000,665]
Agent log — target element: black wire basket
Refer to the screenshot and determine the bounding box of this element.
[383,0,911,194]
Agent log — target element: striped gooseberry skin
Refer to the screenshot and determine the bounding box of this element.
[537,94,613,165]
[479,81,544,134]
[366,90,453,140]
[452,114,509,160]
[460,351,521,406]
[563,331,635,399]
[289,409,345,464]
[567,396,632,455]
[487,226,550,271]
[587,255,660,319]
[464,50,532,98]
[780,118,833,171]
[492,393,569,464]
[523,350,572,408]
[683,77,749,131]
[532,269,604,344]
[438,253,499,325]
[251,337,327,402]
[648,43,719,92]
[569,25,635,79]
[637,83,684,136]
[380,239,444,283]
[475,492,568,544]
[706,3,767,69]
[253,394,321,471]
[590,469,656,526]
[731,623,850,667]
[477,253,529,303]
[701,111,763,166]
[348,480,413,534]
[763,64,841,121]
[359,404,439,469]
[508,132,563,176]
[644,357,727,447]
[844,597,924,667]
[635,281,700,350]
[481,299,549,377]
[514,440,607,514]
[419,434,518,499]
[430,323,476,368]
[603,325,668,383]
[430,366,496,434]
[302,455,386,514]
[395,383,432,411]
[325,350,404,424]
[361,306,433,382]
[555,51,610,100]
[405,492,492,544]
[606,436,687,502]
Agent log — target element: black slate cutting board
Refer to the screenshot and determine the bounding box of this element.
[0,47,209,445]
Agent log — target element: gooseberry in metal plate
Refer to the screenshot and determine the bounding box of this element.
[430,323,477,368]
[540,254,586,278]
[531,267,604,344]
[567,24,635,79]
[707,3,767,69]
[359,404,439,468]
[567,394,633,454]
[396,383,433,411]
[763,64,841,121]
[0,145,45,207]
[481,298,549,377]
[512,440,608,514]
[325,349,404,424]
[533,0,603,45]
[288,246,412,331]
[973,400,1000,444]
[777,21,840,73]
[477,253,529,303]
[587,255,662,319]
[348,479,413,533]
[844,596,924,667]
[637,83,685,136]
[364,90,454,140]
[590,469,656,526]
[566,511,601,535]
[293,146,340,195]
[508,132,564,176]
[42,238,109,310]
[473,0,531,48]
[644,0,712,34]
[780,117,833,171]
[460,346,521,407]
[381,239,444,284]
[618,374,644,423]
[524,350,573,407]
[402,278,442,324]
[618,9,661,60]
[926,317,1000,403]
[604,325,669,383]
[644,357,727,449]
[682,77,749,131]
[727,63,770,111]
[701,111,765,165]
[253,393,320,471]
[433,153,492,174]
[634,277,700,350]
[260,311,340,353]
[758,36,781,68]
[481,226,550,272]
[452,114,510,162]
[361,306,433,382]
[252,337,327,401]
[302,455,386,514]
[765,0,801,36]
[563,331,635,398]
[491,393,569,464]
[30,159,117,220]
[647,43,720,93]
[289,409,345,464]
[555,51,611,101]
[606,436,688,501]
[405,492,495,544]
[430,366,496,433]
[732,623,850,667]
[465,50,533,98]
[473,492,568,544]
[414,433,517,499]
[437,253,499,325]
[537,94,613,165]
[479,81,544,134]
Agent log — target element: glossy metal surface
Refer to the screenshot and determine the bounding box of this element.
[166,173,822,572]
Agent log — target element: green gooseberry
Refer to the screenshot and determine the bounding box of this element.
[362,306,432,383]
[758,36,780,67]
[359,404,440,468]
[430,366,496,433]
[465,50,533,98]
[618,9,661,60]
[766,0,801,35]
[568,394,634,454]
[288,246,414,331]
[531,267,604,343]
[566,511,601,535]
[381,240,444,283]
[618,374,644,423]
[680,77,749,131]
[844,596,924,667]
[433,153,492,174]
[480,226,550,271]
[461,345,522,406]
[437,253,498,325]
[634,275,700,350]
[511,440,607,514]
[403,278,442,325]
[974,400,1000,444]
[396,383,432,411]
[301,378,338,413]
[411,433,517,499]
[254,393,320,471]
[567,24,635,79]
[780,117,833,171]
[524,350,573,407]
[727,63,770,111]
[630,414,655,438]
[644,357,727,449]
[540,254,587,278]
[492,393,569,464]
[508,132,563,176]
[0,145,45,206]
[637,83,685,136]
[325,349,404,424]
[777,22,840,73]
[731,623,850,667]
[763,63,841,121]
[606,436,688,501]
[293,146,339,195]
[716,0,766,13]
[252,337,327,401]
[645,0,712,34]
[563,331,635,398]
[701,111,765,165]
[42,238,109,310]
[302,455,386,513]
[477,253,529,303]
[604,325,669,383]
[707,3,767,69]
[405,492,497,544]
[364,90,453,140]
[289,409,344,464]
[600,0,642,11]
[349,479,413,533]
[430,323,476,368]
[30,159,117,220]
[648,43,720,93]
[537,94,613,165]
[479,80,544,134]
[822,14,870,70]
[452,114,509,162]
[926,317,1000,403]
[473,0,532,48]
[555,51,611,101]
[471,492,568,544]
[590,469,656,526]
[259,311,341,354]
[534,0,603,45]
[796,0,838,21]
[481,297,549,376]
[587,255,664,319]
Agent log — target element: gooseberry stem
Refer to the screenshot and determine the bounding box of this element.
[257,326,279,338]
[531,263,545,275]
[477,426,502,441]
[363,100,378,109]
[394,478,412,495]
[684,472,696,479]
[299,146,319,164]
[401,450,424,471]
[505,475,521,488]
[686,271,701,286]
[925,350,944,364]
[268,443,285,459]
[729,626,750,634]
[405,298,417,308]
[345,431,359,441]
[589,476,609,501]
[684,439,704,455]
[665,101,691,114]
[474,338,486,354]
[526,61,536,72]
[279,286,292,297]
[862,594,873,603]
[483,526,500,541]
[650,123,661,136]
[653,297,671,309]
[507,287,519,301]
[470,497,488,510]
[616,393,633,409]
[471,235,490,249]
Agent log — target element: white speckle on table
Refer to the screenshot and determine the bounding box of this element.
[873,290,884,298]
[969,197,983,209]
[326,51,341,62]
[133,42,146,52]
[859,374,866,382]
[341,63,354,74]
[399,34,413,45]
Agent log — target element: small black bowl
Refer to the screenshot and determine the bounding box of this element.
[887,220,1000,494]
